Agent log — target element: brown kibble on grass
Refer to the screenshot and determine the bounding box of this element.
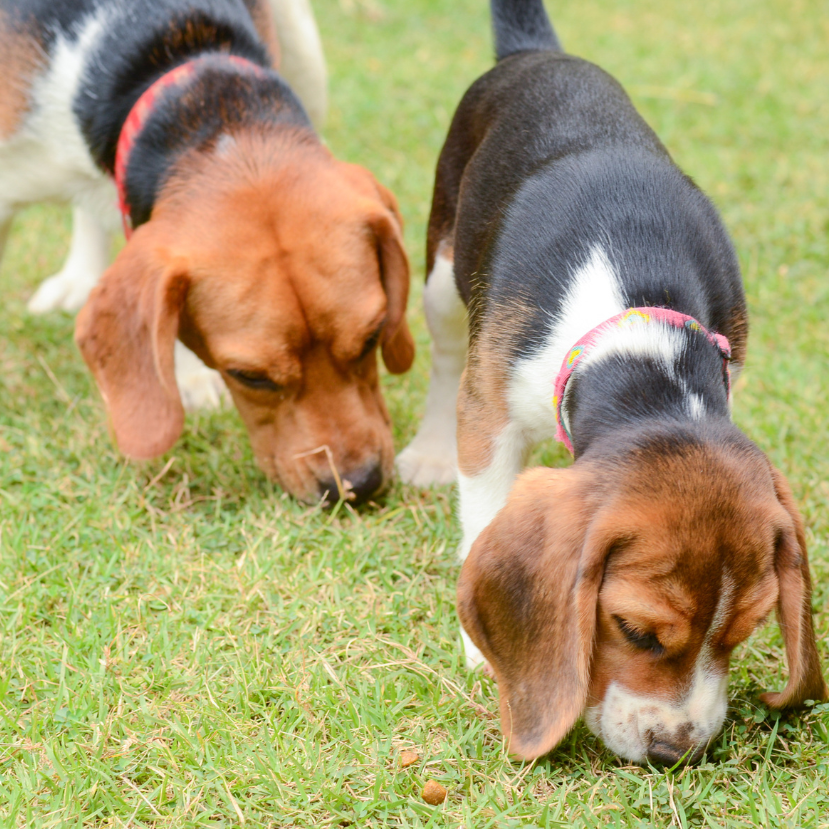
[399,750,419,768]
[421,779,447,805]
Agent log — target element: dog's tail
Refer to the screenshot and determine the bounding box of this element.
[490,0,562,61]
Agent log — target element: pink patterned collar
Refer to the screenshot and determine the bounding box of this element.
[552,307,732,454]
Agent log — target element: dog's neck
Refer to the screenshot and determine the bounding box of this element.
[561,322,733,458]
[75,9,312,230]
[77,7,272,173]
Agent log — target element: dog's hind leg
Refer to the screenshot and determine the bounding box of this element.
[28,205,111,314]
[396,244,467,486]
[456,414,530,667]
[266,0,327,130]
[454,333,532,667]
[397,121,471,487]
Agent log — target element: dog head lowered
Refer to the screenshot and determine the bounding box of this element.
[457,426,828,763]
[75,130,414,503]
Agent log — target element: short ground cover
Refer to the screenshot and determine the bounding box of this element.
[1,0,827,826]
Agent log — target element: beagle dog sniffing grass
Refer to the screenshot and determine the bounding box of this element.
[0,0,414,504]
[399,0,827,762]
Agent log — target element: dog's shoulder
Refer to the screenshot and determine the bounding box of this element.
[450,52,673,311]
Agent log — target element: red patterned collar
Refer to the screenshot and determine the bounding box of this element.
[113,54,264,238]
[552,307,732,454]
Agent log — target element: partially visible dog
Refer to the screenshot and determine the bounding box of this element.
[0,0,414,503]
[399,0,827,762]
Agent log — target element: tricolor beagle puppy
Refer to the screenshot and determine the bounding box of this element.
[398,0,827,763]
[0,0,414,503]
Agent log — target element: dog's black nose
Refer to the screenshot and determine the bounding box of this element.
[647,741,697,767]
[318,461,384,505]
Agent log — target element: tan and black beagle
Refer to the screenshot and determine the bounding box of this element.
[0,0,414,503]
[399,0,827,763]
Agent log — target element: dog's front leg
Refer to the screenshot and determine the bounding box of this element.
[28,206,111,314]
[397,250,467,486]
[456,377,529,667]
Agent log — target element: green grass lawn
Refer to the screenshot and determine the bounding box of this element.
[1,0,828,825]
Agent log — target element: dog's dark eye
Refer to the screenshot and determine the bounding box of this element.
[613,615,665,656]
[359,326,383,360]
[226,369,282,392]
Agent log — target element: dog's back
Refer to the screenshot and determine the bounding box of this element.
[437,1,746,367]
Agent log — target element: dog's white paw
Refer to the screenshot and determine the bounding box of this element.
[27,269,98,314]
[396,438,457,486]
[174,342,228,412]
[461,627,486,670]
[177,365,228,412]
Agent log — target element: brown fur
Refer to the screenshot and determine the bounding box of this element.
[456,376,507,477]
[457,464,611,760]
[759,468,829,707]
[725,310,748,370]
[457,292,536,476]
[459,443,828,760]
[0,13,43,139]
[424,234,512,478]
[76,130,414,501]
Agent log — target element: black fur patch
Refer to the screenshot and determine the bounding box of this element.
[1,0,101,47]
[22,0,312,229]
[75,2,273,174]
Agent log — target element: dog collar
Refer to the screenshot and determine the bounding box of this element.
[114,54,264,238]
[552,307,732,454]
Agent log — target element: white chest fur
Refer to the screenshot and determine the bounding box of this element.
[0,9,117,227]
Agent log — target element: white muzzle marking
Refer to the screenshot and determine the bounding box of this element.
[584,665,729,763]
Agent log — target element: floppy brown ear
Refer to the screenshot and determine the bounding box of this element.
[759,467,828,708]
[75,223,188,459]
[372,184,414,375]
[457,465,616,760]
